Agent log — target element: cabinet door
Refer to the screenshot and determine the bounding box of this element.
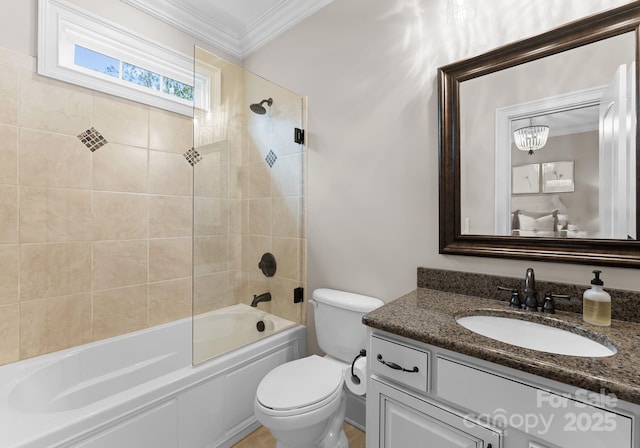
[372,379,500,448]
[382,398,481,447]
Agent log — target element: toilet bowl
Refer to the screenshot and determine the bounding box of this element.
[254,355,348,448]
[254,288,384,448]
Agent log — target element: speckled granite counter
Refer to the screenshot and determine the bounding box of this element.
[363,288,640,405]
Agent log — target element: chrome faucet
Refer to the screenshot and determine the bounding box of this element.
[523,268,538,311]
[251,292,272,307]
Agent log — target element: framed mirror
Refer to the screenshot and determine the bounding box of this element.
[439,3,640,268]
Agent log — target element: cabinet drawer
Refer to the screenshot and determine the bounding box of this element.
[437,357,633,448]
[370,336,429,392]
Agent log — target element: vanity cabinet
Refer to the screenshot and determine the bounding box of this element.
[366,330,637,448]
[368,335,501,447]
[372,379,501,447]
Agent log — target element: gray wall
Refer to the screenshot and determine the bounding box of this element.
[243,0,636,352]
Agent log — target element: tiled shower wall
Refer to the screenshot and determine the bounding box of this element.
[240,71,306,324]
[0,47,194,365]
[192,49,306,327]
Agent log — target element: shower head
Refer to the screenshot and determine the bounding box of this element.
[249,98,273,115]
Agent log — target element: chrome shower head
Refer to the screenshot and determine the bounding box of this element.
[249,98,273,115]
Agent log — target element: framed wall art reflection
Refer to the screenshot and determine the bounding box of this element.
[512,163,540,194]
[542,161,575,193]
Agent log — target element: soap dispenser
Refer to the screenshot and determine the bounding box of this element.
[582,270,611,326]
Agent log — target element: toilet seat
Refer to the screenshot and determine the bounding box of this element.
[256,355,344,416]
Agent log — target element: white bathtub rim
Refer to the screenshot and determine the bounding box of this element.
[0,314,305,448]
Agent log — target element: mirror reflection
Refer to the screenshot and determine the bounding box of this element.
[459,31,636,240]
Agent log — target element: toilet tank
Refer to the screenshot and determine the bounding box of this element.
[312,288,384,363]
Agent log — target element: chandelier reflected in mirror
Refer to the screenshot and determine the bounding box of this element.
[513,120,549,155]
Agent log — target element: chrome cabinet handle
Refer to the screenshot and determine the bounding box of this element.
[376,354,419,373]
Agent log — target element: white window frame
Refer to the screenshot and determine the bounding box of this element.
[38,0,207,116]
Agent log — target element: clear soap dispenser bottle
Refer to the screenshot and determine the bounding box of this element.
[582,270,611,326]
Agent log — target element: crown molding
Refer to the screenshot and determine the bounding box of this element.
[239,0,334,57]
[122,0,333,59]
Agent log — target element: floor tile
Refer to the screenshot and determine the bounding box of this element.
[231,423,365,448]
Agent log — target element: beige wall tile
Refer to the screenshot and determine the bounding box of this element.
[231,271,246,304]
[246,271,269,309]
[0,67,19,126]
[150,195,192,238]
[93,285,148,340]
[20,187,92,243]
[93,93,149,148]
[0,124,18,184]
[148,150,193,196]
[0,185,18,243]
[149,278,192,326]
[0,48,36,71]
[193,272,232,314]
[20,71,92,135]
[272,237,302,281]
[228,199,243,235]
[272,196,301,238]
[93,143,148,193]
[20,129,92,189]
[247,161,270,198]
[242,235,271,272]
[271,153,303,197]
[193,154,228,198]
[193,235,229,275]
[92,192,148,240]
[0,245,18,305]
[270,276,301,323]
[149,108,193,153]
[19,293,92,359]
[246,123,270,164]
[149,237,191,282]
[248,198,271,236]
[229,234,242,270]
[273,117,303,157]
[20,242,92,301]
[228,164,243,199]
[0,304,19,365]
[194,197,228,236]
[92,240,148,291]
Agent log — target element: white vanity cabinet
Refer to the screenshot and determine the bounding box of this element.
[372,379,501,447]
[366,330,638,448]
[367,335,502,447]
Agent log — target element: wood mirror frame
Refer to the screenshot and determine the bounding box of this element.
[438,3,640,268]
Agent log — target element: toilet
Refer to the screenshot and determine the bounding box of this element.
[254,288,383,448]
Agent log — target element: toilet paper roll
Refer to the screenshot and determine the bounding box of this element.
[343,357,367,395]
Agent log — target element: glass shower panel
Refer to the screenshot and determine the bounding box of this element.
[192,47,306,365]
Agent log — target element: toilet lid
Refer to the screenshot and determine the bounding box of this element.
[256,355,344,411]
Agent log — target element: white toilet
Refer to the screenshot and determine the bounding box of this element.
[254,288,383,448]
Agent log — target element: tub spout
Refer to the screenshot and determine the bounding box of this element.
[251,292,272,307]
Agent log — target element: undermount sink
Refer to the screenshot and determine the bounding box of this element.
[456,314,617,357]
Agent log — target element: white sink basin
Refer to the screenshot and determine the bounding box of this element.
[456,315,616,357]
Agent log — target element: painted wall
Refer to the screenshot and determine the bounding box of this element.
[0,0,240,64]
[243,0,637,352]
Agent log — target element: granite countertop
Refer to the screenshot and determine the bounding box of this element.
[363,288,640,405]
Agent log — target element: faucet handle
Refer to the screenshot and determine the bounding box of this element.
[542,292,570,314]
[542,293,555,313]
[497,286,522,309]
[550,292,571,301]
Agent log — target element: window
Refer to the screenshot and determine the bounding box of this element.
[38,0,205,116]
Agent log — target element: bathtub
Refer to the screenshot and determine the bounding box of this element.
[0,305,305,448]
